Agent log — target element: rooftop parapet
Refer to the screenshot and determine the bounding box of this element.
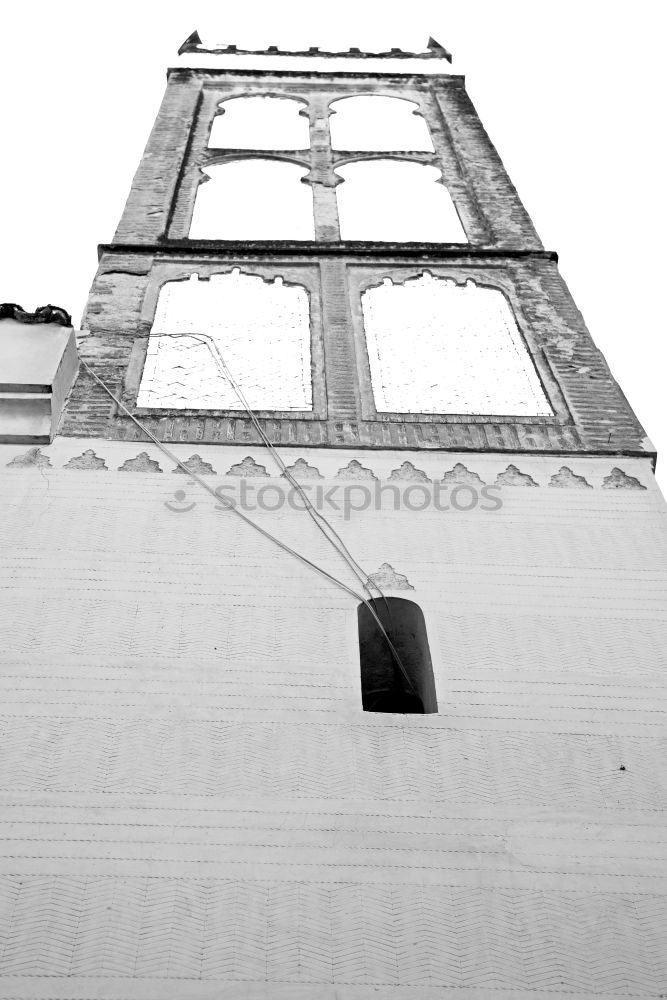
[178,31,452,61]
[175,32,457,76]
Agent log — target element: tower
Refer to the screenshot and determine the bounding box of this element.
[1,31,666,999]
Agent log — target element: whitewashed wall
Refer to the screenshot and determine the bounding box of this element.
[0,440,665,999]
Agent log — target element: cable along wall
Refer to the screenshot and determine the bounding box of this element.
[136,271,313,411]
[361,274,553,415]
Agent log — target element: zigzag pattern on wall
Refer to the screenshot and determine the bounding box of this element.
[438,614,667,678]
[0,603,348,663]
[0,876,664,990]
[0,718,663,808]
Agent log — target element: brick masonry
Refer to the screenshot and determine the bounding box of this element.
[66,250,649,454]
[63,66,651,456]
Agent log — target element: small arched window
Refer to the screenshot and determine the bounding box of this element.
[336,160,466,242]
[330,95,433,151]
[190,160,314,240]
[209,96,310,150]
[358,598,437,714]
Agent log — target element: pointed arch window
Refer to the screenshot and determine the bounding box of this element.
[190,160,315,240]
[330,95,433,151]
[335,160,466,242]
[360,273,552,415]
[209,95,310,150]
[358,598,437,714]
[136,271,312,410]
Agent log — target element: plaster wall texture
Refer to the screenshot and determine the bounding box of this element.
[0,438,666,998]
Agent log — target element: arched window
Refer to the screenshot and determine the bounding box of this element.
[361,273,552,415]
[336,161,466,242]
[209,95,310,149]
[330,95,433,151]
[358,598,437,714]
[189,160,314,240]
[136,271,312,410]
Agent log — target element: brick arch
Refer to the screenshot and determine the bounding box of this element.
[357,268,514,297]
[332,150,433,170]
[143,265,313,318]
[203,149,312,171]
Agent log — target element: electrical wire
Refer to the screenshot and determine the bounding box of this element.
[78,356,417,698]
[178,332,386,606]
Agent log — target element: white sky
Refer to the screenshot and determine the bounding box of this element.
[0,0,664,482]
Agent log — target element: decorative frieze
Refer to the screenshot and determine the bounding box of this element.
[3,446,653,493]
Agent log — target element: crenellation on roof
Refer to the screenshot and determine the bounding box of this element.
[178,31,452,62]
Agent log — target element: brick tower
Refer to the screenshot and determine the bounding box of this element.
[1,33,666,999]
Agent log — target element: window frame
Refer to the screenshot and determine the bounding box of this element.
[329,93,434,152]
[348,264,571,424]
[334,156,468,244]
[190,153,316,241]
[122,260,328,421]
[165,80,490,246]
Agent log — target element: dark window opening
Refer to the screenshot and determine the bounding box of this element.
[358,597,437,714]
